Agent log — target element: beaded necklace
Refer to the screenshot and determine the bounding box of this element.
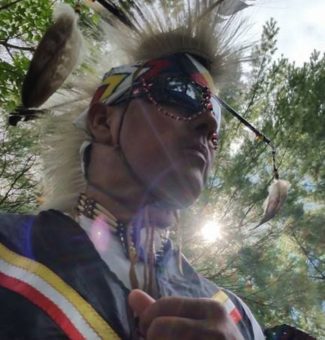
[76,193,170,291]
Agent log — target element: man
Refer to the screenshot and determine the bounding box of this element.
[0,1,265,339]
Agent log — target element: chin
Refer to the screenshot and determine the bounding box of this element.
[153,171,205,209]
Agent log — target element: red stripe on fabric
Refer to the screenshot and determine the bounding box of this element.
[0,272,85,340]
[230,308,242,324]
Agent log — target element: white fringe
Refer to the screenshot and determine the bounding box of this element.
[38,0,252,212]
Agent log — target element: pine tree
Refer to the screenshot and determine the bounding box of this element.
[182,20,325,337]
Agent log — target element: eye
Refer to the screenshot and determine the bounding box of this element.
[168,79,187,93]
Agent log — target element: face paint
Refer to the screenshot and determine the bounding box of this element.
[116,75,221,133]
[85,54,221,132]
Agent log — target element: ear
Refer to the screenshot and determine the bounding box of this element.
[87,103,114,144]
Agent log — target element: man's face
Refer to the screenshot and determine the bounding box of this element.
[118,96,218,208]
[88,54,219,208]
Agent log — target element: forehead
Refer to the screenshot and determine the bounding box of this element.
[89,53,216,109]
[142,54,215,90]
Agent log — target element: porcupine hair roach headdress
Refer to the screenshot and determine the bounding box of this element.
[9,0,252,211]
[11,0,288,226]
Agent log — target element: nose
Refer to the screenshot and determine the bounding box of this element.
[191,109,218,137]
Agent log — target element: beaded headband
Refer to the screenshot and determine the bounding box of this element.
[74,53,219,130]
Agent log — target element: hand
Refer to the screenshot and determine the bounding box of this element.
[128,289,244,340]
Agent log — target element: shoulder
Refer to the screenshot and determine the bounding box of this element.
[0,209,74,253]
[0,211,65,337]
[0,209,74,230]
[0,212,35,249]
[0,212,34,228]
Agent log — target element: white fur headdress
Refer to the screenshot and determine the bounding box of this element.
[14,0,255,213]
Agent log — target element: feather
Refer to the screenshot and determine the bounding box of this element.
[39,105,89,213]
[88,0,135,27]
[22,4,82,108]
[8,107,49,126]
[38,0,254,212]
[255,180,290,228]
[218,0,251,16]
[83,0,254,87]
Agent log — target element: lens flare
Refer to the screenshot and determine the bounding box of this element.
[201,220,222,242]
[89,215,111,252]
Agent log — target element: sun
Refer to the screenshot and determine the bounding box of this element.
[201,220,222,242]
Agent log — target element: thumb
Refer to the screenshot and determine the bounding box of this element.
[128,289,155,316]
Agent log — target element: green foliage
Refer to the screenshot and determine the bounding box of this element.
[0,0,52,43]
[0,0,52,110]
[0,0,98,212]
[0,2,323,337]
[182,21,325,337]
[0,0,54,212]
[0,116,39,213]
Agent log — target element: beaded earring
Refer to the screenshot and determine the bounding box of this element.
[211,132,219,150]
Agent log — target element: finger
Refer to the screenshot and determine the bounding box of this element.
[146,316,243,340]
[128,289,155,316]
[139,297,228,334]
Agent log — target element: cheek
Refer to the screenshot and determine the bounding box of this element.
[119,100,210,206]
[120,101,177,174]
[124,137,208,207]
[124,129,176,179]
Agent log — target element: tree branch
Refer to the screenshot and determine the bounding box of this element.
[0,156,35,205]
[0,0,23,12]
[4,45,14,60]
[291,231,325,280]
[0,40,35,52]
[0,157,8,178]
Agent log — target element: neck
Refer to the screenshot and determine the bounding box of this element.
[86,143,151,222]
[86,143,178,227]
[85,181,149,224]
[85,185,178,228]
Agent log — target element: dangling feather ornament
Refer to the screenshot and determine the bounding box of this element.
[9,4,82,125]
[255,146,290,228]
[255,179,290,228]
[216,100,290,228]
[36,0,256,212]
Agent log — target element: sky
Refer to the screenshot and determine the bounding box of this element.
[244,0,325,65]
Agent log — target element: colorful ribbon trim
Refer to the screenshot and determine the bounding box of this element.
[0,243,120,340]
[212,290,243,324]
[0,242,243,337]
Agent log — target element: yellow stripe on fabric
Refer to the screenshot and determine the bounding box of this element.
[212,290,229,305]
[0,243,120,340]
